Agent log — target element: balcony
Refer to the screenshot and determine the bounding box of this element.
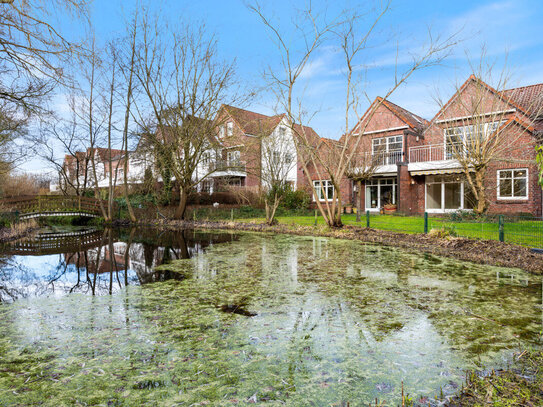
[366,150,404,166]
[408,144,462,173]
[408,143,468,163]
[208,159,247,176]
[349,151,405,176]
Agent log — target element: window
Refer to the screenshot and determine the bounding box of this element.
[313,180,334,201]
[365,178,397,209]
[371,135,403,165]
[279,126,286,137]
[227,121,234,137]
[425,175,474,212]
[444,122,503,159]
[285,152,293,164]
[202,152,211,166]
[227,150,240,165]
[219,125,225,139]
[498,169,528,199]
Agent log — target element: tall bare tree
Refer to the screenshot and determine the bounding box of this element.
[0,0,90,172]
[133,14,240,219]
[258,119,298,224]
[251,1,457,227]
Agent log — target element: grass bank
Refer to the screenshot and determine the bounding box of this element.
[141,219,543,274]
[187,208,543,248]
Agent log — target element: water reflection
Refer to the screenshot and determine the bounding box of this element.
[0,227,238,301]
[0,231,542,405]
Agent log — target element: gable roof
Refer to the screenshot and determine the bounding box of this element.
[379,97,429,130]
[430,75,536,125]
[222,105,285,137]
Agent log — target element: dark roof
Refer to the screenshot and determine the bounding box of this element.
[222,105,285,136]
[378,97,429,129]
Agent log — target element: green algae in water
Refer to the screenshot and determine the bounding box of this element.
[0,232,541,406]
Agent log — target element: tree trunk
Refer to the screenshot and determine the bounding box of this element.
[174,187,188,220]
[473,169,488,215]
[265,195,280,225]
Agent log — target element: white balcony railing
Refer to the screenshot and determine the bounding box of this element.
[409,143,465,163]
[362,150,404,166]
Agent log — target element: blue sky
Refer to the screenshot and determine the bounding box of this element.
[27,0,543,173]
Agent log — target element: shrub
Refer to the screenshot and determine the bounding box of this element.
[280,187,311,211]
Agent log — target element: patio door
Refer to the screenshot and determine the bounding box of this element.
[425,175,474,212]
[365,178,397,210]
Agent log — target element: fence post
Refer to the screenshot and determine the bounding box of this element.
[424,212,428,234]
[230,208,234,221]
[314,209,318,226]
[499,215,504,242]
[366,210,370,228]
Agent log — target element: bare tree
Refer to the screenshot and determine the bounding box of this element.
[258,119,297,224]
[117,10,140,222]
[0,0,89,172]
[133,14,241,219]
[251,1,457,227]
[432,56,543,214]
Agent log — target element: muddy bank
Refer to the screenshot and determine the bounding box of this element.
[446,350,543,406]
[141,220,543,274]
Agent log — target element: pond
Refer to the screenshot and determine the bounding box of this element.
[0,226,541,406]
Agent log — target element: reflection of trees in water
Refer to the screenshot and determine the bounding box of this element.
[0,228,238,301]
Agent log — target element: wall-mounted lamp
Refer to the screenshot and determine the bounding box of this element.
[410,179,416,185]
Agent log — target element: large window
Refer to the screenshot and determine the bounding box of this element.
[498,169,528,199]
[365,178,397,210]
[425,175,474,212]
[371,135,403,165]
[313,180,334,201]
[444,121,502,159]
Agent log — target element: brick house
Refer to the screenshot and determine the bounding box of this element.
[201,105,318,193]
[334,76,543,216]
[61,148,129,192]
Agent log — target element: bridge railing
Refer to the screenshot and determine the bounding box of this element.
[0,195,110,216]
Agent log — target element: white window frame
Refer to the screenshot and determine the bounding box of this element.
[497,168,529,200]
[218,125,225,139]
[227,121,234,137]
[365,178,397,211]
[313,180,335,202]
[227,150,240,165]
[424,175,473,213]
[443,121,503,159]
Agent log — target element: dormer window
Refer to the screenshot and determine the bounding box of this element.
[227,121,233,137]
[219,125,225,139]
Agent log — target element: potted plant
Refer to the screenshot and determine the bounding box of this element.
[383,203,397,214]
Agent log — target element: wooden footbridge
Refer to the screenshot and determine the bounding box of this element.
[2,228,105,256]
[0,195,108,220]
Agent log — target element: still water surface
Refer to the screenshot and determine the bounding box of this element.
[0,226,541,406]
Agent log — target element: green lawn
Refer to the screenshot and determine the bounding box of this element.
[229,213,543,248]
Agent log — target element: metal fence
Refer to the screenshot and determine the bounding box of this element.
[360,211,543,248]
